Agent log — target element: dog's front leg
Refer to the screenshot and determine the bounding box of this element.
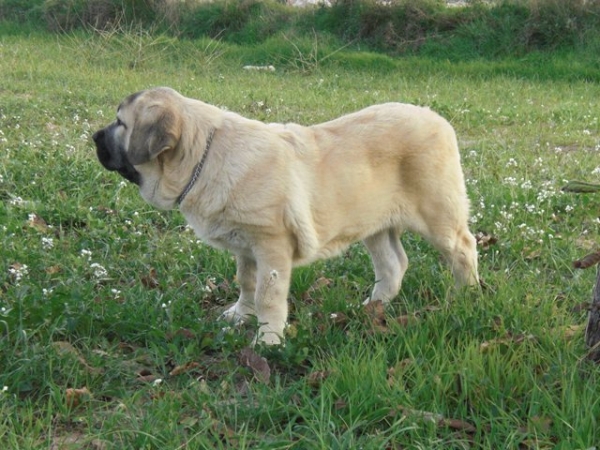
[253,243,293,345]
[221,254,257,323]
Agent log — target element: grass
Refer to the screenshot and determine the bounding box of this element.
[0,24,599,449]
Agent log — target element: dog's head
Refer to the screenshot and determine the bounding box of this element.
[93,87,188,209]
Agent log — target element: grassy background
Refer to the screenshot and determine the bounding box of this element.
[1,2,600,448]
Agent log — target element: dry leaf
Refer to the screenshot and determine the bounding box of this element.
[166,328,196,341]
[9,262,24,271]
[400,407,476,434]
[571,302,591,314]
[387,359,414,387]
[573,250,600,269]
[329,311,349,327]
[141,268,160,289]
[526,416,553,433]
[49,432,108,450]
[65,387,91,407]
[96,206,117,215]
[27,213,49,233]
[523,248,542,261]
[559,324,584,340]
[364,300,389,332]
[303,277,332,302]
[136,374,161,384]
[307,276,332,295]
[475,231,498,249]
[396,314,419,327]
[239,347,271,384]
[52,341,100,374]
[480,333,536,352]
[205,277,218,292]
[169,361,201,377]
[440,417,477,433]
[575,237,598,252]
[334,398,347,410]
[306,370,332,388]
[45,265,61,275]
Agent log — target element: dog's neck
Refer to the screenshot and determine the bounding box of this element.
[176,128,216,206]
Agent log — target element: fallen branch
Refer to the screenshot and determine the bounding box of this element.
[562,181,600,193]
[561,180,600,193]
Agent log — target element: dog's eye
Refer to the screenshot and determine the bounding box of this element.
[116,118,125,128]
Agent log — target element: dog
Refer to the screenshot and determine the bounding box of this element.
[93,87,479,345]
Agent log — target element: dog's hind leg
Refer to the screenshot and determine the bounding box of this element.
[363,228,407,304]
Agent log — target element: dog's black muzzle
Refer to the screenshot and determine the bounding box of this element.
[93,127,141,185]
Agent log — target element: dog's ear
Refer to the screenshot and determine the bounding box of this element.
[128,105,181,165]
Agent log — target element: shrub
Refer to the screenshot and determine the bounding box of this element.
[41,0,179,32]
[179,0,291,44]
[5,0,600,59]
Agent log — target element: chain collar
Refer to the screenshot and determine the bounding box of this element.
[176,128,215,206]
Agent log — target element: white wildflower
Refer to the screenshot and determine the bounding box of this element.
[8,264,29,284]
[90,263,108,278]
[520,180,532,190]
[9,196,24,206]
[41,237,54,250]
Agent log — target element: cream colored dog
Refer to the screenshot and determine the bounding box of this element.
[93,87,479,345]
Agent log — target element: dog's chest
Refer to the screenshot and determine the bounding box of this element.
[185,215,252,254]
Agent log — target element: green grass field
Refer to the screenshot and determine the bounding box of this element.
[1,25,599,449]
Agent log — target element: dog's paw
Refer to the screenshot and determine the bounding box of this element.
[363,296,392,306]
[220,302,256,325]
[253,328,284,346]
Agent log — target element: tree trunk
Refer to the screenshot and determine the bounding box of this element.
[585,265,600,361]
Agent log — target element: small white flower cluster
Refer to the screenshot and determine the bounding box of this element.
[80,249,108,280]
[41,237,54,250]
[90,263,108,279]
[8,264,29,285]
[8,196,25,206]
